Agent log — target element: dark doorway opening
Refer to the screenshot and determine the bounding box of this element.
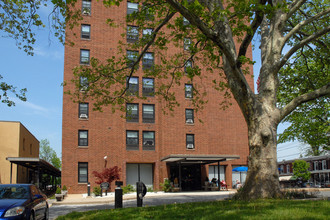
[170,164,201,191]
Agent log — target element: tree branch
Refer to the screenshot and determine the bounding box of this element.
[285,0,308,23]
[237,1,265,64]
[278,25,330,71]
[166,0,230,55]
[283,7,330,45]
[279,83,330,122]
[122,11,176,96]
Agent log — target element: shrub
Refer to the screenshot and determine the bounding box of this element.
[56,187,61,194]
[93,186,102,196]
[122,184,135,194]
[147,186,154,192]
[62,185,67,191]
[160,179,173,192]
[92,166,121,191]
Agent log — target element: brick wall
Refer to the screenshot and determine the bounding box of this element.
[62,1,252,193]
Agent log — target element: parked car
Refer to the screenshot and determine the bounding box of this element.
[0,184,48,220]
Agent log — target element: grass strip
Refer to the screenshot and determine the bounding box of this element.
[56,199,330,220]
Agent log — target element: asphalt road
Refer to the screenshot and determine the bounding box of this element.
[49,193,232,219]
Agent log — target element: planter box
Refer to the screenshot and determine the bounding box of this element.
[61,190,68,197]
[55,194,64,201]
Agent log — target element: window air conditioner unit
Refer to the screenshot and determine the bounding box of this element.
[186,119,193,124]
[144,141,154,146]
[82,9,90,15]
[187,144,194,149]
[80,114,88,119]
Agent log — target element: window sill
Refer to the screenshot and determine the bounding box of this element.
[81,38,91,41]
[142,121,155,124]
[185,123,194,125]
[78,146,88,148]
[78,182,88,184]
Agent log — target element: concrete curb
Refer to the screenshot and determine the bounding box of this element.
[49,190,237,206]
[48,188,329,207]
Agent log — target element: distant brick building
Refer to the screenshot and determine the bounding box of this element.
[62,0,253,193]
[278,155,330,187]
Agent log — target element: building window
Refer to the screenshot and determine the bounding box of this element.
[78,162,88,183]
[127,2,138,15]
[142,78,154,96]
[126,164,153,188]
[80,49,90,65]
[142,104,155,123]
[127,26,139,43]
[127,77,138,95]
[82,0,91,15]
[184,38,191,51]
[80,76,89,91]
[142,3,154,21]
[286,164,290,173]
[314,161,318,170]
[142,52,154,70]
[79,103,89,119]
[126,103,139,122]
[185,109,194,124]
[126,50,139,68]
[126,131,139,150]
[183,17,190,26]
[280,165,284,174]
[184,60,192,74]
[322,160,326,170]
[143,131,155,150]
[78,130,88,146]
[186,134,195,149]
[142,28,153,39]
[185,84,193,98]
[81,24,91,39]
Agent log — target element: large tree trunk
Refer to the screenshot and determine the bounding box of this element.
[238,110,282,199]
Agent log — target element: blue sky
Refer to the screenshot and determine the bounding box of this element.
[0,16,64,158]
[0,6,303,161]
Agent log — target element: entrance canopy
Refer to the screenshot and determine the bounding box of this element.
[161,154,240,164]
[6,157,61,177]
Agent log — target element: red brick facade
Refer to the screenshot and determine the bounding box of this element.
[62,1,253,193]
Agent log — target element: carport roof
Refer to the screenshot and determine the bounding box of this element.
[6,157,61,177]
[161,154,240,164]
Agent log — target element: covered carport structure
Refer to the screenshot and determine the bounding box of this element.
[6,157,61,194]
[161,154,240,191]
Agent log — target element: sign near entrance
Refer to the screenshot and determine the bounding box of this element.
[100,182,110,190]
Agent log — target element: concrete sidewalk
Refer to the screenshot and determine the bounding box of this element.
[49,190,236,206]
[49,188,330,206]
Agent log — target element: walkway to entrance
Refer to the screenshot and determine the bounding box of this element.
[161,154,240,191]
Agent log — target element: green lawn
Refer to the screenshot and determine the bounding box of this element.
[56,199,329,220]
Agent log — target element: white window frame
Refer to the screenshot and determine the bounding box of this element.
[286,164,290,173]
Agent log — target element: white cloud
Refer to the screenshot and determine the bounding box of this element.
[10,97,49,115]
[34,46,64,60]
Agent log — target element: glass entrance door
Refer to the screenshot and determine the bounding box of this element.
[170,164,201,191]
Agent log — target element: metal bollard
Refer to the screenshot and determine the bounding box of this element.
[136,182,147,207]
[87,182,90,196]
[115,181,123,208]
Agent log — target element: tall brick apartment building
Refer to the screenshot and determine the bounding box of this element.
[62,0,253,193]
